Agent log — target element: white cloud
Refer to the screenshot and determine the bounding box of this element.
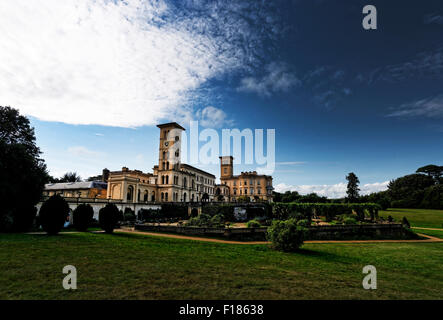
[387,94,443,118]
[196,106,233,128]
[274,181,389,199]
[0,0,279,127]
[276,161,306,165]
[238,62,300,97]
[67,146,102,158]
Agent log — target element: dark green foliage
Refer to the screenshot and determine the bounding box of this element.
[159,203,188,219]
[201,204,271,222]
[246,220,261,228]
[267,219,306,252]
[72,204,94,231]
[388,174,435,208]
[416,164,443,182]
[49,172,82,183]
[186,214,225,228]
[99,203,119,233]
[123,208,136,221]
[420,185,443,209]
[346,172,360,202]
[272,203,380,222]
[137,208,162,221]
[402,216,410,228]
[296,219,310,227]
[343,217,357,225]
[0,106,48,232]
[39,195,70,235]
[387,215,394,222]
[272,191,328,203]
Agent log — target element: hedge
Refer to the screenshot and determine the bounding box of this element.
[271,203,381,222]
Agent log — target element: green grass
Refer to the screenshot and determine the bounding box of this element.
[0,232,442,300]
[379,208,443,229]
[413,228,443,239]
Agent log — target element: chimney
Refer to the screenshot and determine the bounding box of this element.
[102,168,110,182]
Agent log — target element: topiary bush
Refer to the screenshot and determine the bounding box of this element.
[246,219,261,228]
[267,218,306,252]
[343,217,357,225]
[296,219,310,227]
[99,203,119,233]
[39,194,70,235]
[123,208,136,221]
[72,204,94,231]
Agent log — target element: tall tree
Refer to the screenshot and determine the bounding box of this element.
[416,164,443,184]
[59,172,82,182]
[346,172,360,202]
[0,106,49,232]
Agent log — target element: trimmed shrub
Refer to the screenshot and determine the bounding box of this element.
[267,219,306,252]
[296,219,310,227]
[124,208,136,221]
[343,217,357,225]
[246,219,261,228]
[72,204,94,231]
[186,214,225,228]
[159,203,188,220]
[99,203,119,233]
[39,194,70,235]
[272,203,380,222]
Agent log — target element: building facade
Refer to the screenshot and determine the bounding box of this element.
[216,156,273,202]
[43,181,108,199]
[106,122,216,203]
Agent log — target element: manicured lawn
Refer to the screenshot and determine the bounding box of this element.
[0,232,442,300]
[379,208,443,229]
[414,228,443,239]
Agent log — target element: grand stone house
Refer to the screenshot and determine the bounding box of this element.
[106,122,216,203]
[43,122,273,204]
[215,156,273,202]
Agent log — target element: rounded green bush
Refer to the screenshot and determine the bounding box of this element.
[99,203,119,233]
[39,194,70,235]
[267,218,306,252]
[73,204,94,231]
[343,217,357,225]
[246,219,261,228]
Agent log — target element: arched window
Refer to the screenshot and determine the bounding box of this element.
[166,162,169,170]
[161,192,164,201]
[161,176,165,184]
[138,189,141,202]
[165,192,168,201]
[163,151,166,159]
[144,191,148,202]
[166,175,169,184]
[151,191,155,202]
[183,192,187,202]
[183,177,187,188]
[127,186,134,201]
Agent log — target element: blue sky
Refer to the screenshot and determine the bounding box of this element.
[2,0,443,197]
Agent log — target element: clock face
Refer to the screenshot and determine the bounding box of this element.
[222,157,230,165]
[164,142,169,147]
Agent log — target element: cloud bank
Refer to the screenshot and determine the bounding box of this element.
[274,181,389,199]
[0,0,280,127]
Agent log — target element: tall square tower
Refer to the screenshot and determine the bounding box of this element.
[219,156,234,179]
[157,122,185,171]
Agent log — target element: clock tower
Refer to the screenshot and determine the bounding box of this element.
[219,156,234,179]
[157,122,185,172]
